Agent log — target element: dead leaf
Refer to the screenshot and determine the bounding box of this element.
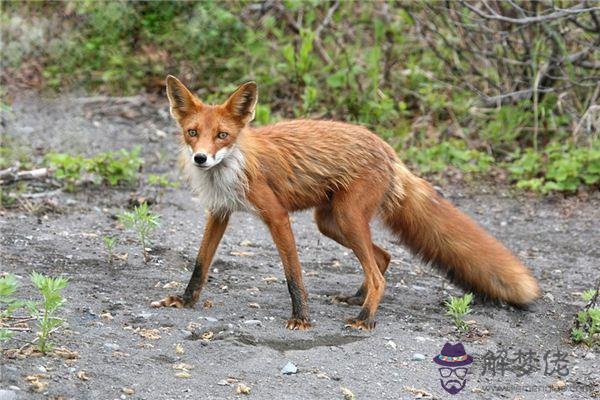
[248,302,260,309]
[240,239,253,246]
[549,380,566,390]
[230,251,254,257]
[100,312,114,321]
[175,343,184,354]
[201,331,214,341]
[403,386,433,398]
[138,328,161,340]
[186,322,201,331]
[76,371,89,381]
[53,347,79,359]
[173,363,194,371]
[236,383,251,395]
[175,371,191,378]
[26,374,49,392]
[122,387,135,395]
[203,299,213,309]
[162,281,180,289]
[340,387,355,400]
[263,276,278,284]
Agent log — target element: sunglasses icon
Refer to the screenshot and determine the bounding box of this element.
[439,367,468,378]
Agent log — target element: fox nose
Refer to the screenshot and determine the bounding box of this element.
[193,153,207,165]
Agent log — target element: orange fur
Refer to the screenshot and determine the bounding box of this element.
[155,77,540,330]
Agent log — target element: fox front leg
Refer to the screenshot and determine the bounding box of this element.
[151,213,229,308]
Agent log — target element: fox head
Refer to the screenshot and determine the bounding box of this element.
[166,75,257,169]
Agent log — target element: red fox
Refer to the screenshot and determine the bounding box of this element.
[151,76,540,331]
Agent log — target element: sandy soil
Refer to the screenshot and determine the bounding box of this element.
[1,96,598,399]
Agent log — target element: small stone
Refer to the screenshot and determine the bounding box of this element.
[240,240,253,247]
[584,352,596,360]
[412,353,426,361]
[0,390,17,400]
[281,362,298,375]
[104,343,120,351]
[248,302,260,309]
[205,317,218,322]
[244,319,262,326]
[217,380,229,386]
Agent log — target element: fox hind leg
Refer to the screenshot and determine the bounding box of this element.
[327,178,388,330]
[315,205,391,306]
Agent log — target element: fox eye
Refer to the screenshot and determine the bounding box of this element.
[217,132,229,140]
[187,129,198,137]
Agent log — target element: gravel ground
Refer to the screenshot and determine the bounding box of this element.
[1,96,598,399]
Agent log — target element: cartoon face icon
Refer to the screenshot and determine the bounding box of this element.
[433,342,473,395]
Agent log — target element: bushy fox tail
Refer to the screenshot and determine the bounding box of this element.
[382,164,540,305]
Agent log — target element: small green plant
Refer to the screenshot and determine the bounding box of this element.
[445,293,474,332]
[571,287,599,347]
[103,236,118,263]
[29,272,69,353]
[147,174,179,188]
[0,274,23,341]
[118,202,160,262]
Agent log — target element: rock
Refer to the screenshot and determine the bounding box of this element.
[0,390,17,400]
[244,319,262,326]
[204,317,218,322]
[412,353,426,361]
[281,362,298,375]
[103,343,120,351]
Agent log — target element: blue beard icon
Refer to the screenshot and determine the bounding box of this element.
[440,378,467,395]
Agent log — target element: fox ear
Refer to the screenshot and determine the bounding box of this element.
[166,75,200,120]
[224,82,257,124]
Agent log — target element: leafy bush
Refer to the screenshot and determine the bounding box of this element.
[2,2,598,194]
[405,139,494,175]
[46,147,143,191]
[507,142,600,193]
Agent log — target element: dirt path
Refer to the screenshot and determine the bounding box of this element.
[1,96,598,399]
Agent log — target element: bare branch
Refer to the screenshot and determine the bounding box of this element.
[462,1,600,25]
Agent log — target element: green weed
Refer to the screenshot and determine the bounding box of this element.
[29,272,69,354]
[571,288,599,348]
[118,203,160,262]
[444,293,474,332]
[0,274,22,341]
[103,236,118,263]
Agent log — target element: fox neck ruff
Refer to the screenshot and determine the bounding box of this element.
[181,145,252,216]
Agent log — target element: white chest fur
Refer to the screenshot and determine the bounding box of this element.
[181,146,252,215]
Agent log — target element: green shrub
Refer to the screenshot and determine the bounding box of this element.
[46,147,143,191]
[507,142,600,193]
[405,139,494,175]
